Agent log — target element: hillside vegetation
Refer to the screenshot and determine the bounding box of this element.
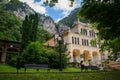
[0,9,21,41]
[0,9,52,42]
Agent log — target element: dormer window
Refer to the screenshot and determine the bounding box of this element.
[81,28,87,36]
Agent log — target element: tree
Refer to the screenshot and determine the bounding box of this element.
[21,41,48,64]
[0,9,21,41]
[78,0,120,60]
[21,13,39,52]
[21,41,68,68]
[43,0,74,7]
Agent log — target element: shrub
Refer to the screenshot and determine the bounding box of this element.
[21,41,68,69]
[6,54,17,67]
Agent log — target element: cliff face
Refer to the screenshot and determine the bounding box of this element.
[0,1,56,34]
[57,8,88,33]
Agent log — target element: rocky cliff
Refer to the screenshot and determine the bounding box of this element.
[0,1,56,34]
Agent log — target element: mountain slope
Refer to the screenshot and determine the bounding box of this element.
[0,1,56,34]
[58,8,88,27]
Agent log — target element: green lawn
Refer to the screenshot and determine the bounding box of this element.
[0,64,85,72]
[0,64,120,80]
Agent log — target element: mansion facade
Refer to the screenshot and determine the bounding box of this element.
[45,20,108,66]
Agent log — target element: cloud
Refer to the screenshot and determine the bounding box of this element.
[19,0,46,14]
[19,0,82,22]
[54,0,81,12]
[53,0,81,21]
[55,17,63,22]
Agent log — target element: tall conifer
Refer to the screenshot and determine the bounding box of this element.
[21,13,38,52]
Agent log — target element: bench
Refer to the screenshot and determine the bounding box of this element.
[84,66,100,70]
[24,64,50,72]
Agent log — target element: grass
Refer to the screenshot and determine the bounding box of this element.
[0,64,120,80]
[0,64,93,72]
[0,64,84,72]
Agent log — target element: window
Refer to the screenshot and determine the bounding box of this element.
[72,37,74,44]
[81,28,87,36]
[82,39,84,45]
[82,39,89,46]
[72,37,80,45]
[89,30,96,37]
[89,31,91,36]
[87,40,89,46]
[75,37,77,44]
[77,38,79,44]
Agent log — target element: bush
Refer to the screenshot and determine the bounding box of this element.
[6,54,17,67]
[21,41,48,64]
[20,41,68,69]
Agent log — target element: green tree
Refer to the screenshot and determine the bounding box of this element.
[21,41,48,64]
[78,0,120,60]
[0,9,21,41]
[21,13,39,52]
[21,41,68,68]
[37,27,52,43]
[43,0,74,7]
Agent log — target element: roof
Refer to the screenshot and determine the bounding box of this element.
[107,59,120,70]
[0,39,20,44]
[44,35,57,47]
[62,29,69,36]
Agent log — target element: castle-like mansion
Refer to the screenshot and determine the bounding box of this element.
[45,20,108,66]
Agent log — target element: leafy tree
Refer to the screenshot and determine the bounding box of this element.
[21,41,48,64]
[37,27,52,43]
[0,9,21,41]
[78,0,120,60]
[6,53,18,67]
[21,41,68,68]
[43,0,74,7]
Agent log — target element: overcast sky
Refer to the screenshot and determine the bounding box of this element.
[19,0,82,22]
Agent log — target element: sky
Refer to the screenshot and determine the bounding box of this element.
[19,0,82,22]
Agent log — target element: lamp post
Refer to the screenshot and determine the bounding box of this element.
[58,36,62,71]
[88,56,91,66]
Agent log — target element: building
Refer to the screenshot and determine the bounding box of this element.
[0,40,20,63]
[45,20,108,66]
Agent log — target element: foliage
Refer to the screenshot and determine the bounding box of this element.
[21,41,68,69]
[21,13,38,52]
[0,9,21,41]
[21,41,48,64]
[43,0,74,7]
[43,0,58,7]
[47,50,68,69]
[6,54,18,67]
[10,0,19,5]
[78,0,120,60]
[37,27,52,43]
